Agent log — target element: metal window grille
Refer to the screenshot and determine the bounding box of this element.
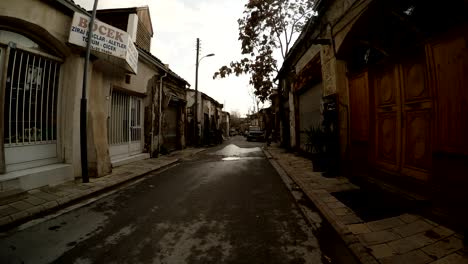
[4,48,60,147]
[109,91,142,145]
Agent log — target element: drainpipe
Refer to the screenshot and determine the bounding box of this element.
[158,72,167,156]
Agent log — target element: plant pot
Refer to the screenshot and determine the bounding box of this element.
[311,153,327,172]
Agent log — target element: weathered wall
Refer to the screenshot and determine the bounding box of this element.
[60,54,84,178]
[288,91,297,148]
[88,62,112,177]
[113,60,153,95]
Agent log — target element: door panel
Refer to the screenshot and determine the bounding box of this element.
[401,109,432,180]
[400,52,432,180]
[402,59,429,101]
[349,72,369,142]
[376,112,398,166]
[374,64,401,172]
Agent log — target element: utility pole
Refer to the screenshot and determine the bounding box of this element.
[194,38,214,146]
[194,38,200,146]
[80,0,99,183]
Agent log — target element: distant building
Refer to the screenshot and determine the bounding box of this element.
[186,89,225,146]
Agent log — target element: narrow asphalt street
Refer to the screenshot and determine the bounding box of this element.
[0,136,355,264]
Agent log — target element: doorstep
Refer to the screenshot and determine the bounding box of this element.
[0,164,74,194]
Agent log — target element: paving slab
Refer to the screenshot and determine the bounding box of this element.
[388,233,436,254]
[367,217,406,232]
[348,223,372,235]
[392,220,434,238]
[359,230,401,245]
[380,249,433,264]
[422,236,464,259]
[430,253,468,264]
[369,244,396,259]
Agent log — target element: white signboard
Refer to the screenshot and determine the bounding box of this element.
[68,12,138,73]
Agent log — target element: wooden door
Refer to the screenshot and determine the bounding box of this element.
[372,52,433,181]
[429,34,468,155]
[374,64,401,172]
[349,72,370,142]
[400,51,432,181]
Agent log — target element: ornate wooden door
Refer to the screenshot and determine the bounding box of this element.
[373,52,433,181]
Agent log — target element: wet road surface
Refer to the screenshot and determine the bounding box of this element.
[0,136,356,264]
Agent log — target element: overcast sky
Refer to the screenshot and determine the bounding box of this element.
[75,0,258,116]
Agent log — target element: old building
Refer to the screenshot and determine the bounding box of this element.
[0,0,189,194]
[277,0,468,229]
[186,89,225,146]
[220,111,230,138]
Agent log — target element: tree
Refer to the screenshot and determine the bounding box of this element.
[248,86,263,114]
[230,110,242,130]
[213,0,315,102]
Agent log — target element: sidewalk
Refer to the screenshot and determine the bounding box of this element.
[0,148,205,230]
[264,144,468,264]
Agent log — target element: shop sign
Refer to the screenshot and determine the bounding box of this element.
[68,12,138,73]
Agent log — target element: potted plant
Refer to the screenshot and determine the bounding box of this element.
[305,125,327,172]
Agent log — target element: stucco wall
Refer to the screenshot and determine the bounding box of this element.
[59,54,84,178]
[0,0,73,53]
[88,63,112,177]
[112,60,153,95]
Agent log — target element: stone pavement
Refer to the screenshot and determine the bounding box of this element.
[264,144,468,264]
[0,148,205,230]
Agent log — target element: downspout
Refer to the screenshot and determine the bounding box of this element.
[150,78,156,158]
[158,72,167,156]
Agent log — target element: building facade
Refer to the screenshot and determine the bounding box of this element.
[277,0,468,227]
[186,89,225,146]
[0,0,189,194]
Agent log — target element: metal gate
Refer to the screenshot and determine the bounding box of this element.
[108,91,143,160]
[3,48,60,172]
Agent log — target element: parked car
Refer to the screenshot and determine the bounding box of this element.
[246,126,265,142]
